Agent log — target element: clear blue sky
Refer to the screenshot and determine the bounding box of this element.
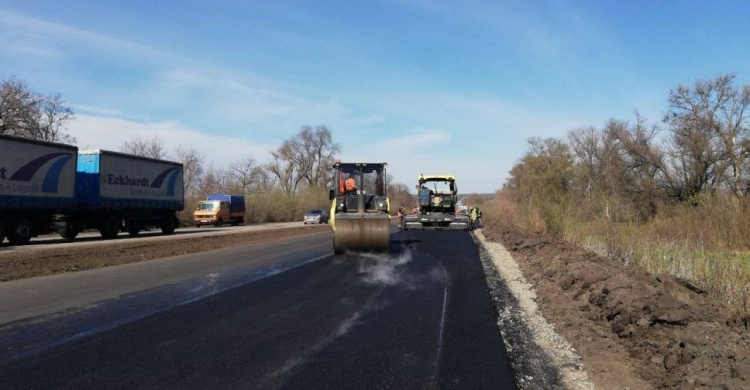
[2,1,749,192]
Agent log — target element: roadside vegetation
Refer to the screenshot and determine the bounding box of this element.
[488,74,750,310]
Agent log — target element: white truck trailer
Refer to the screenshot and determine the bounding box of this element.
[0,134,77,244]
[0,134,185,245]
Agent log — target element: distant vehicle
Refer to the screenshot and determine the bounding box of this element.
[1,134,184,245]
[193,194,245,227]
[303,209,329,224]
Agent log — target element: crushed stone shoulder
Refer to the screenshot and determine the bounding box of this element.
[473,230,597,390]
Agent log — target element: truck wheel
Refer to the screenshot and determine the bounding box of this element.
[8,219,33,245]
[58,224,79,240]
[214,218,222,228]
[161,216,176,235]
[0,222,5,244]
[99,216,121,239]
[127,227,141,237]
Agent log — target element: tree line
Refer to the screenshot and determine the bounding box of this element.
[119,125,340,200]
[505,74,750,225]
[0,76,415,219]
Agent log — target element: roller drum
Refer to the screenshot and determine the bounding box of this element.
[333,216,390,254]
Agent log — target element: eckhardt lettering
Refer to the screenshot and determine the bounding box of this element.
[0,153,73,193]
[106,167,180,196]
[108,174,149,187]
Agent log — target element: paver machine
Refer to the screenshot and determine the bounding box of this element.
[329,162,390,254]
[402,174,470,230]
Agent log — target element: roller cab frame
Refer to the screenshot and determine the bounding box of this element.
[329,162,390,254]
[402,174,470,231]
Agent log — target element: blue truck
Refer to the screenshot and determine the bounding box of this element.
[0,134,184,245]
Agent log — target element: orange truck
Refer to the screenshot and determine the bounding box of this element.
[193,194,245,227]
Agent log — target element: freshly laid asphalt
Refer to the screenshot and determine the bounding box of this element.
[0,228,516,389]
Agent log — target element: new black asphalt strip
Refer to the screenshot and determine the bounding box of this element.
[0,229,516,389]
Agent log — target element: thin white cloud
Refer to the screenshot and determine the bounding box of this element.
[71,104,122,117]
[72,115,275,166]
[370,129,452,152]
[0,9,385,137]
[0,9,165,61]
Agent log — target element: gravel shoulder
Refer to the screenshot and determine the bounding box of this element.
[482,226,749,390]
[0,224,329,282]
[474,230,598,390]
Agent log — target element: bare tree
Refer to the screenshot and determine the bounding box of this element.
[29,93,76,143]
[299,125,340,187]
[665,74,750,198]
[568,126,602,197]
[266,125,341,195]
[120,135,168,159]
[173,145,204,197]
[253,168,276,192]
[507,137,574,205]
[0,78,34,136]
[197,164,229,198]
[387,180,415,210]
[266,140,299,195]
[0,77,75,143]
[228,155,260,195]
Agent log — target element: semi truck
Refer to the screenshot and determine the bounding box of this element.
[193,194,245,227]
[0,135,78,245]
[0,134,185,245]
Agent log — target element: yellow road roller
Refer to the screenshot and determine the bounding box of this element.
[329,162,390,254]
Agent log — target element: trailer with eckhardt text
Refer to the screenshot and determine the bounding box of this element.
[60,149,184,239]
[0,134,78,245]
[0,134,185,245]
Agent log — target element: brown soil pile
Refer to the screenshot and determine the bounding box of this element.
[483,226,749,389]
[0,226,328,282]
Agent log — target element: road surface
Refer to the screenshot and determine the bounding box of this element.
[0,221,310,253]
[0,228,516,389]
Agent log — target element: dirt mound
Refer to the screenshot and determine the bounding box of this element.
[484,227,749,389]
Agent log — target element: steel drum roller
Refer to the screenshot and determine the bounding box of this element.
[333,216,390,254]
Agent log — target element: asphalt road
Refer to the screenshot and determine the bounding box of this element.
[0,228,516,389]
[0,221,308,253]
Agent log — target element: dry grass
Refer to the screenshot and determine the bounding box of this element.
[177,188,330,226]
[486,192,750,311]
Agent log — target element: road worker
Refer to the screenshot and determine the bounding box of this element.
[397,205,405,229]
[344,176,357,194]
